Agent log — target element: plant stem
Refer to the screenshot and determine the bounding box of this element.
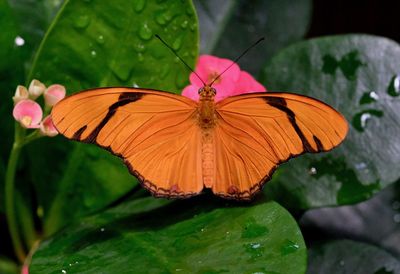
[5,124,26,263]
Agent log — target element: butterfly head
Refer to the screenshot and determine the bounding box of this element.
[198,85,216,99]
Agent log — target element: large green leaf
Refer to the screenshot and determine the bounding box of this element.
[0,0,25,211]
[194,0,311,75]
[261,35,400,209]
[307,240,400,274]
[25,0,199,235]
[30,197,306,274]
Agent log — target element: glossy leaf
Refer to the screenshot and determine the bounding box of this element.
[307,240,400,274]
[30,198,306,274]
[261,35,400,209]
[24,0,199,234]
[194,0,311,74]
[0,257,18,274]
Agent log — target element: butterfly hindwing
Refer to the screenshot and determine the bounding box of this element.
[52,87,203,198]
[213,92,348,200]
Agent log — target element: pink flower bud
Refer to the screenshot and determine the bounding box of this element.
[12,85,29,104]
[21,265,29,274]
[13,99,43,128]
[44,84,66,107]
[39,115,58,137]
[28,79,46,100]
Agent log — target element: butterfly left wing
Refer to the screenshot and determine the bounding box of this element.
[213,92,348,200]
[52,87,203,198]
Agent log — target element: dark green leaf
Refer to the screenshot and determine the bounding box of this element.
[307,240,400,274]
[30,198,306,274]
[0,0,25,211]
[194,0,311,74]
[261,35,400,208]
[25,0,199,234]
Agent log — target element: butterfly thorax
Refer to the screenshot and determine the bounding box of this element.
[198,85,217,129]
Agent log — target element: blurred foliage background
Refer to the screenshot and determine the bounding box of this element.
[1,0,400,273]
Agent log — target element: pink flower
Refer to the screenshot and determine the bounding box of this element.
[21,265,29,274]
[182,55,266,102]
[28,79,46,100]
[39,115,58,137]
[12,85,29,104]
[44,84,66,107]
[13,99,43,128]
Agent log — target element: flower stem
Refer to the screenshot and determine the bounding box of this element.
[5,124,26,263]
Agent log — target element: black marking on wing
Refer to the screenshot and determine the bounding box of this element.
[74,92,144,143]
[73,125,87,140]
[264,96,316,152]
[313,135,324,151]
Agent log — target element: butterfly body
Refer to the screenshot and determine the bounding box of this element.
[52,87,348,200]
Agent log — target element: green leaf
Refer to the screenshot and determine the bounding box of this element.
[30,198,306,274]
[0,0,25,211]
[261,35,400,209]
[25,0,199,234]
[195,0,311,75]
[307,240,400,274]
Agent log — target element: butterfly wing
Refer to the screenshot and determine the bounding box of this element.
[52,87,203,198]
[214,92,348,200]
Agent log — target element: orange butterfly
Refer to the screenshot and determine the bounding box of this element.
[51,84,348,200]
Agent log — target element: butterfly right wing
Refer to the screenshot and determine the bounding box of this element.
[52,87,203,198]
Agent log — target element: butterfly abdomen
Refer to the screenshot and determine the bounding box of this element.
[202,130,215,188]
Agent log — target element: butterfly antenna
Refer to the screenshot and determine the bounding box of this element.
[155,34,206,86]
[209,37,265,86]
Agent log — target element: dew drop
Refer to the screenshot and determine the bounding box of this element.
[172,35,184,51]
[355,162,367,170]
[181,20,188,29]
[387,75,400,97]
[309,167,317,175]
[135,43,146,53]
[352,110,383,132]
[186,6,194,15]
[339,260,345,267]
[61,270,67,274]
[134,0,146,13]
[280,239,299,255]
[132,82,140,88]
[393,214,400,223]
[190,23,197,32]
[111,64,132,81]
[100,227,105,232]
[74,15,90,29]
[175,269,183,272]
[91,50,97,57]
[14,36,25,46]
[155,10,173,26]
[96,35,105,45]
[138,53,144,62]
[138,23,153,41]
[160,65,170,79]
[392,201,400,210]
[360,91,379,105]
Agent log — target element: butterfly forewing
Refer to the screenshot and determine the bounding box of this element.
[213,92,348,200]
[52,87,203,198]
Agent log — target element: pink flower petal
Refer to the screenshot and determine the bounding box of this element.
[182,85,200,101]
[182,54,267,102]
[232,71,267,96]
[44,84,66,107]
[40,115,58,137]
[13,99,43,128]
[21,265,29,274]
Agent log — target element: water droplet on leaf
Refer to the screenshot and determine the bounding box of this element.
[138,24,153,41]
[74,15,90,29]
[241,218,269,239]
[134,0,146,13]
[309,167,317,175]
[181,20,188,29]
[96,35,105,44]
[352,110,383,132]
[91,50,97,57]
[387,75,400,97]
[280,239,299,255]
[172,35,183,51]
[360,91,379,104]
